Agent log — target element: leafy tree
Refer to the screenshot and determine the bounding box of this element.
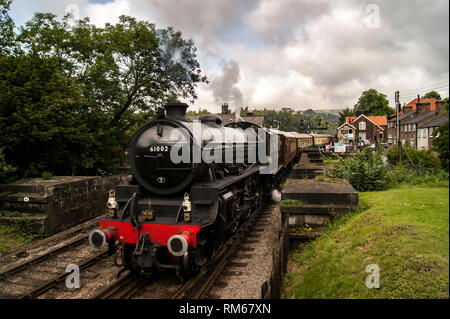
[18,14,207,130]
[423,91,441,100]
[0,54,113,176]
[354,89,395,116]
[0,12,207,179]
[338,107,355,125]
[432,98,449,171]
[0,0,14,54]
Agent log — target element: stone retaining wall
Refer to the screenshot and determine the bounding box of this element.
[0,175,129,234]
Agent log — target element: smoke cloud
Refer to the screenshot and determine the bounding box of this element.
[210,59,244,113]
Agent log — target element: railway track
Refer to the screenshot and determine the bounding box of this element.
[87,201,277,300]
[0,217,109,299]
[0,202,278,299]
[172,203,276,299]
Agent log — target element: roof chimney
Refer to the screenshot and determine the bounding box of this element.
[416,102,430,114]
[164,103,188,121]
[221,103,229,114]
[435,100,446,115]
[402,105,413,113]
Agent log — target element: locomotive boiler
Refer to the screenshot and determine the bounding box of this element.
[89,103,294,280]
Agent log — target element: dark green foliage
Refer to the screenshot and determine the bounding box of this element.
[326,148,387,191]
[338,107,355,125]
[0,11,206,180]
[0,0,14,54]
[432,99,449,172]
[244,108,339,134]
[0,54,128,176]
[386,164,448,186]
[354,89,395,116]
[0,148,17,183]
[422,91,441,100]
[387,145,442,170]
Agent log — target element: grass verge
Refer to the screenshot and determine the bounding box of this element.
[0,222,45,253]
[282,182,449,299]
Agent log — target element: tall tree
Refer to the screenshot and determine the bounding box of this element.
[18,14,207,130]
[1,12,207,178]
[354,89,395,116]
[423,91,441,100]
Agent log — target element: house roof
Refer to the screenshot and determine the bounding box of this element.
[388,110,415,122]
[395,97,439,115]
[337,122,356,130]
[345,115,387,126]
[418,114,449,128]
[403,111,436,124]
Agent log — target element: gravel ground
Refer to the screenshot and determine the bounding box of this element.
[209,204,282,299]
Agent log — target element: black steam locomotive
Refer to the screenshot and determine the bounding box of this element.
[89,103,300,279]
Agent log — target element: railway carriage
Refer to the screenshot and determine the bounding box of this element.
[311,134,335,148]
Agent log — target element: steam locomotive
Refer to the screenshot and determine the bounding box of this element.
[89,103,309,279]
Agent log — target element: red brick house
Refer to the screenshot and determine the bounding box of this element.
[341,115,387,144]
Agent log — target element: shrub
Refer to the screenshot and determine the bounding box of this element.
[326,148,387,192]
[386,164,449,187]
[0,148,17,184]
[41,171,53,180]
[386,145,441,170]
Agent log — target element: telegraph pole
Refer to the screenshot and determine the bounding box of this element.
[395,90,402,161]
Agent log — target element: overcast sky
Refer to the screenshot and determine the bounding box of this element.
[10,0,450,113]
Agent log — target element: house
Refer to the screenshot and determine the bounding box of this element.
[336,122,356,144]
[386,111,415,146]
[387,99,447,149]
[340,114,387,145]
[417,113,448,151]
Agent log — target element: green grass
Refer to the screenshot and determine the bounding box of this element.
[282,182,449,299]
[322,159,340,165]
[0,221,46,253]
[280,199,304,208]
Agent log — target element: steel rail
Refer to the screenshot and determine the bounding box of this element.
[171,203,269,299]
[0,235,90,279]
[20,249,109,299]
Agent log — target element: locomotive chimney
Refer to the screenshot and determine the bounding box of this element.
[164,103,188,121]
